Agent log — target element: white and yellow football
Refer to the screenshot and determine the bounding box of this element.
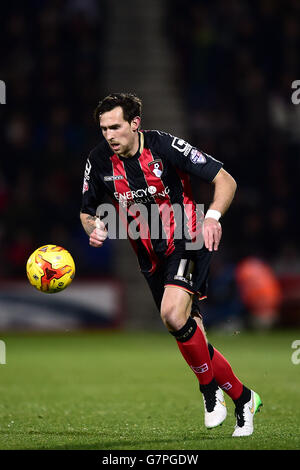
[26,245,75,293]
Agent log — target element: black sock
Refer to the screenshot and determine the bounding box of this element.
[200,378,219,412]
[199,378,218,395]
[233,385,251,407]
[207,342,214,359]
[169,316,197,342]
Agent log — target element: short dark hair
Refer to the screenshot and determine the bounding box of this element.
[94,93,142,124]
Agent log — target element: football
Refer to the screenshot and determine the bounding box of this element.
[26,245,75,293]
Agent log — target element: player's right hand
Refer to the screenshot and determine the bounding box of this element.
[89,219,108,247]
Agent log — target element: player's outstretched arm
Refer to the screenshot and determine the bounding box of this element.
[209,168,237,215]
[203,168,237,252]
[80,212,108,248]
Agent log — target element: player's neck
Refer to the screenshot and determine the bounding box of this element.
[120,132,140,158]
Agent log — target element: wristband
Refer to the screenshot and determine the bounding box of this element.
[205,209,221,221]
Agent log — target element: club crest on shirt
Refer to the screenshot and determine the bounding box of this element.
[148,159,163,178]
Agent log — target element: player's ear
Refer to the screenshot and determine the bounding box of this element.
[131,116,141,132]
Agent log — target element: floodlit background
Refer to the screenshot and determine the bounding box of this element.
[1,0,300,331]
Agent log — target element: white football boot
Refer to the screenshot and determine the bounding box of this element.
[202,387,227,428]
[232,390,263,437]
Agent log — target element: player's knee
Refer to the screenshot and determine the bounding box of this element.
[160,303,187,332]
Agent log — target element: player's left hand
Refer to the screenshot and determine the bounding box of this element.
[202,218,222,252]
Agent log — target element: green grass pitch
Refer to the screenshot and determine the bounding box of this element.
[0,329,299,450]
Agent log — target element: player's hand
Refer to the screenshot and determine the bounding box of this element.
[202,218,222,252]
[89,219,108,248]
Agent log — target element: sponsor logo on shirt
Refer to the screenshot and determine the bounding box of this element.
[104,175,125,181]
[114,186,170,207]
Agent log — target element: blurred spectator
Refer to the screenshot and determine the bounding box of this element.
[235,257,282,328]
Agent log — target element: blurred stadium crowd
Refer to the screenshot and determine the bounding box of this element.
[1,0,111,277]
[1,0,300,324]
[167,0,300,270]
[166,0,300,325]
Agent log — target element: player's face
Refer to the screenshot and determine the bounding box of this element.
[99,106,140,157]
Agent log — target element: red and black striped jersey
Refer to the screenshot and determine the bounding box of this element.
[81,130,223,273]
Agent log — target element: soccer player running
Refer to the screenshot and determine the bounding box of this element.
[80,93,262,437]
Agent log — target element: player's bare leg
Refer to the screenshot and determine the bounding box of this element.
[161,287,227,428]
[160,286,192,331]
